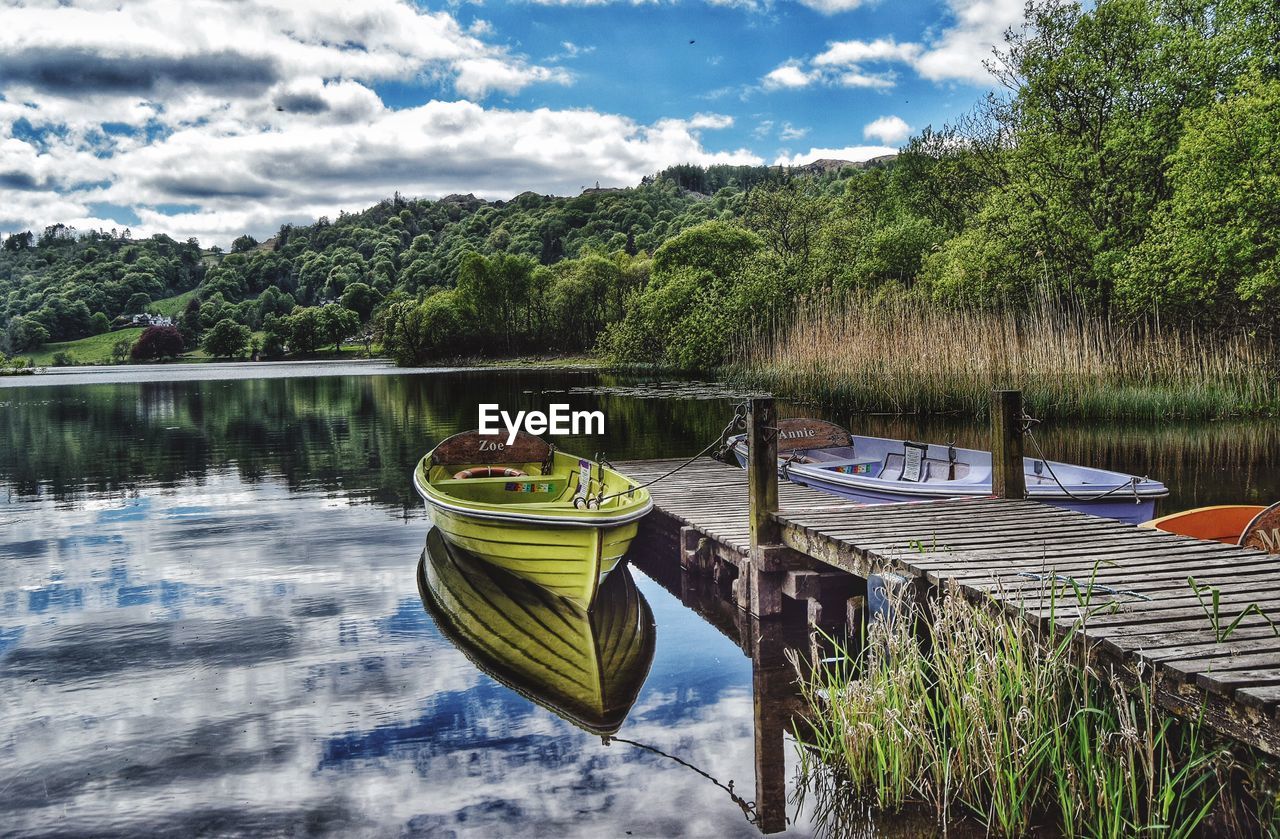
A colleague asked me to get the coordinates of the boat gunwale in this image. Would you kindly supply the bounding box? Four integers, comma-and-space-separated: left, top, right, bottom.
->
414, 458, 654, 527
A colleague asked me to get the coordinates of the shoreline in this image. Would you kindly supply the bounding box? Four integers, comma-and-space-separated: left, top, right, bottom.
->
0, 357, 608, 389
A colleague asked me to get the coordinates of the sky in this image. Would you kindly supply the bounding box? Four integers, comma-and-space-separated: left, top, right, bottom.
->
0, 0, 1020, 247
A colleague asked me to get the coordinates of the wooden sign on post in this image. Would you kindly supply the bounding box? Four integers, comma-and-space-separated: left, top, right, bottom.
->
773, 418, 852, 453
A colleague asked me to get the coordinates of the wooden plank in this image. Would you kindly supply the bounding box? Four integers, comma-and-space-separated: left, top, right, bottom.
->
1236, 685, 1280, 712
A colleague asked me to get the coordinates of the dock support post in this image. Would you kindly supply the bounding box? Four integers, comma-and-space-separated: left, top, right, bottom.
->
746, 397, 785, 617
991, 389, 1026, 500
750, 617, 790, 834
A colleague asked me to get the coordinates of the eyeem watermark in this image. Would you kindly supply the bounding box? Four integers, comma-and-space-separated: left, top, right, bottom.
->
479, 404, 604, 445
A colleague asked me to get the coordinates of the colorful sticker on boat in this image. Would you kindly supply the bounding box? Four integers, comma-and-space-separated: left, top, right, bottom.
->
504, 481, 554, 493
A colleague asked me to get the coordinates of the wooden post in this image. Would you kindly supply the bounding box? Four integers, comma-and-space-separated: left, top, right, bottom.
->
991, 389, 1026, 500
746, 397, 784, 617
750, 617, 790, 834
747, 397, 779, 547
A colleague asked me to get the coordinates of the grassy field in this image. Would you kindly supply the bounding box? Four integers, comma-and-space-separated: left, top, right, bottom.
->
21, 328, 145, 366
731, 294, 1280, 420
148, 289, 197, 317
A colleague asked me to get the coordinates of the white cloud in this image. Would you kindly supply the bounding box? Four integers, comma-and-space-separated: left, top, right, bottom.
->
794, 0, 868, 11
912, 0, 1022, 83
553, 41, 597, 60
763, 39, 911, 92
772, 0, 1022, 91
814, 37, 922, 66
687, 112, 734, 130
454, 58, 573, 98
762, 64, 816, 90
863, 114, 910, 144
773, 144, 897, 166
779, 122, 808, 141
0, 0, 566, 131
836, 70, 897, 89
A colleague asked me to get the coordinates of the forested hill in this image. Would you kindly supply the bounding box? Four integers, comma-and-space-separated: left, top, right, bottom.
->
0, 161, 868, 359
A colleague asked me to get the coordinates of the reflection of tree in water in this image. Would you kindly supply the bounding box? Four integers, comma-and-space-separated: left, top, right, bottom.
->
6, 371, 1270, 514
0, 370, 737, 509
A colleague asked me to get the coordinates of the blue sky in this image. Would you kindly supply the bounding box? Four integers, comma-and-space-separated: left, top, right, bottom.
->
0, 0, 1019, 246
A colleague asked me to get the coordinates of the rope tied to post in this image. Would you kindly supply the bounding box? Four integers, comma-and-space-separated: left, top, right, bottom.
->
595, 402, 749, 504
1020, 410, 1150, 504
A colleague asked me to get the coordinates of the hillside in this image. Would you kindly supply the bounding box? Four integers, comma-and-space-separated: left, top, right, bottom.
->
1, 161, 866, 360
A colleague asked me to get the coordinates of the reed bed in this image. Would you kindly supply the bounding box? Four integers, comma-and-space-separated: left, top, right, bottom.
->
731, 295, 1279, 420
793, 580, 1278, 837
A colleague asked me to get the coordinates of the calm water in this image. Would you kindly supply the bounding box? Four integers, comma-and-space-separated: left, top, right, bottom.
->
2, 368, 1278, 838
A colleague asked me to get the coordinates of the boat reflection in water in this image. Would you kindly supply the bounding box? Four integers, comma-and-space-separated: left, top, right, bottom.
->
419, 526, 656, 736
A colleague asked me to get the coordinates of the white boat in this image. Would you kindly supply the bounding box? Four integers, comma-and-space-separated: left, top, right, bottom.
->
728, 418, 1169, 525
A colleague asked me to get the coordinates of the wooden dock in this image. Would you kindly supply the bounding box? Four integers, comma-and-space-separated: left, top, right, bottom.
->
616, 454, 1280, 758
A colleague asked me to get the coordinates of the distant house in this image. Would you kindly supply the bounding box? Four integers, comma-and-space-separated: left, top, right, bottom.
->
128, 314, 174, 328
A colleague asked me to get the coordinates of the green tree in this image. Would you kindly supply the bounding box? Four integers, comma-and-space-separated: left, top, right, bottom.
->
1118, 73, 1280, 328
111, 338, 133, 363
317, 305, 360, 352
5, 317, 50, 353
201, 318, 252, 358
180, 296, 203, 345
230, 234, 258, 253
381, 293, 469, 365
286, 307, 324, 355
340, 282, 380, 321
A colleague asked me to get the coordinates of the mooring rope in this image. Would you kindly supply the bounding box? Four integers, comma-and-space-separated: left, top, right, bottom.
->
1021, 414, 1147, 504
592, 402, 749, 505
609, 736, 759, 824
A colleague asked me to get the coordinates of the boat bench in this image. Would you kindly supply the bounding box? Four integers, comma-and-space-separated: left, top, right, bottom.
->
800, 456, 881, 476
434, 476, 571, 501
881, 453, 972, 483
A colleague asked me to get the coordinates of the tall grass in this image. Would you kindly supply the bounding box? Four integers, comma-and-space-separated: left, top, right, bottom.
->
731, 294, 1278, 420
794, 580, 1243, 837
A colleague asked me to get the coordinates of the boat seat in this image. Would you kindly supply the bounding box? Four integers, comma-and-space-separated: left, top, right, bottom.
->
434, 476, 570, 502
878, 453, 971, 482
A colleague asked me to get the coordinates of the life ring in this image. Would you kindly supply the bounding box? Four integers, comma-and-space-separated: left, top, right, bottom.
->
453, 466, 527, 479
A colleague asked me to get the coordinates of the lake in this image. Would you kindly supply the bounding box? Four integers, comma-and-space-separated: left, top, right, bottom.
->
2, 367, 1278, 837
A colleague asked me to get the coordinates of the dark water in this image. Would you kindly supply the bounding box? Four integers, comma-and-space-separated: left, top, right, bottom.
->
2, 369, 1278, 838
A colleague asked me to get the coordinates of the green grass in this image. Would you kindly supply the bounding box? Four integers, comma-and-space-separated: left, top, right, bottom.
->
148, 289, 197, 316
21, 328, 144, 366
794, 576, 1253, 836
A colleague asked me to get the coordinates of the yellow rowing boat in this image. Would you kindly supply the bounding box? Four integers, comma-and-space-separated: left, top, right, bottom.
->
413, 429, 652, 608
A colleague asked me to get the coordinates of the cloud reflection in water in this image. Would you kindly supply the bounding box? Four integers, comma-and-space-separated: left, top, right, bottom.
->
1, 467, 809, 837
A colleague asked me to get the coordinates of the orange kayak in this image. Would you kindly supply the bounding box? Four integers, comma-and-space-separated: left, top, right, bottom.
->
1140, 504, 1269, 546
